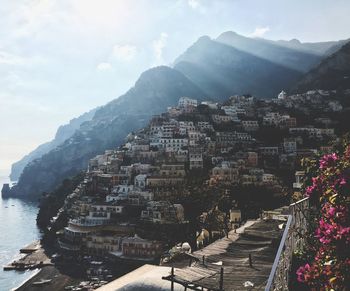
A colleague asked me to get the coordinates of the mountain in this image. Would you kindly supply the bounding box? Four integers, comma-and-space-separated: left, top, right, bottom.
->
216, 31, 323, 72
293, 41, 350, 93
8, 32, 347, 199
275, 38, 348, 56
174, 35, 303, 98
8, 66, 206, 198
9, 108, 97, 181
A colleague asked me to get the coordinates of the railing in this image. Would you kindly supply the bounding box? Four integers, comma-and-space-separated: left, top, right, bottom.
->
58, 239, 81, 251
265, 197, 309, 291
69, 218, 109, 227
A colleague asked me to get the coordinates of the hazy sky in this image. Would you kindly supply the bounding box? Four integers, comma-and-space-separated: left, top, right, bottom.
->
1, 0, 350, 175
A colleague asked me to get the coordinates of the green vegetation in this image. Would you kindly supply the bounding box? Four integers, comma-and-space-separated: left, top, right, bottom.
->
37, 172, 85, 243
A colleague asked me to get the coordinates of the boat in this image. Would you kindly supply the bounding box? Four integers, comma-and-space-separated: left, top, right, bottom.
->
32, 279, 52, 286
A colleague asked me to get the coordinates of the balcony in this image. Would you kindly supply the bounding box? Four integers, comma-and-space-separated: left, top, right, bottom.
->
69, 218, 108, 227
58, 239, 81, 251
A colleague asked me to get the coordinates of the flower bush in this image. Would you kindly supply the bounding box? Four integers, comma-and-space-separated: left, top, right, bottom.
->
296, 146, 350, 290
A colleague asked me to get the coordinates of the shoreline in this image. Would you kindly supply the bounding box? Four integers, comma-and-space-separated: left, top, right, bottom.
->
5, 241, 80, 291
11, 269, 42, 291
3, 241, 53, 271
13, 265, 81, 291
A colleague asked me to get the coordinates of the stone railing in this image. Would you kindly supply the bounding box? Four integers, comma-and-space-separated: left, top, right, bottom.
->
265, 197, 309, 291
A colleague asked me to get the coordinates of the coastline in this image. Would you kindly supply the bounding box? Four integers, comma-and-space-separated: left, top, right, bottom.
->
13, 265, 81, 291
11, 269, 41, 291
5, 241, 80, 291
0, 192, 40, 291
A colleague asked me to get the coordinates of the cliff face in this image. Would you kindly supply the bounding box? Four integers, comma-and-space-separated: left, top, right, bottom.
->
9, 66, 206, 198
9, 108, 97, 181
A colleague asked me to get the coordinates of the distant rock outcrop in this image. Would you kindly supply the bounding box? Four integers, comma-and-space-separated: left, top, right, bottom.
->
1, 183, 11, 198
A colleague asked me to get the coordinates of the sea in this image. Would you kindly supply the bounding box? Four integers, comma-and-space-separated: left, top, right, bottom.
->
0, 175, 40, 291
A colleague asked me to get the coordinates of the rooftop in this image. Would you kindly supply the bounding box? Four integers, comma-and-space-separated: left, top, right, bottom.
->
162, 219, 282, 290
98, 219, 283, 291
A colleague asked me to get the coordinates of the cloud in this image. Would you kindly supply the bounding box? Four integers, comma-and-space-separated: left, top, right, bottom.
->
11, 0, 59, 39
186, 0, 206, 13
152, 32, 168, 65
250, 26, 270, 38
112, 44, 137, 61
96, 62, 112, 71
188, 0, 200, 9
0, 50, 26, 65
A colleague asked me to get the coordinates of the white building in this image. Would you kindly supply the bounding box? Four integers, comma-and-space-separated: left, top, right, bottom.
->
197, 121, 214, 132
259, 146, 279, 156
141, 201, 185, 224
159, 138, 188, 152
328, 101, 342, 112
201, 101, 218, 109
189, 152, 203, 169
283, 138, 297, 153
178, 97, 198, 108
278, 90, 287, 100
262, 174, 276, 184
242, 120, 259, 132
89, 204, 124, 216
212, 114, 232, 124
112, 185, 134, 195
134, 174, 147, 189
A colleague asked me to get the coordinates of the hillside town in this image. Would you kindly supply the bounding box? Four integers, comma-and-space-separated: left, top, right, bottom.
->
3, 88, 345, 291
19, 88, 346, 289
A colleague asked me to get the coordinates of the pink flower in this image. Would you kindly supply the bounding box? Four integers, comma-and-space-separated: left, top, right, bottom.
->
340, 178, 347, 186
319, 153, 338, 169
296, 263, 311, 283
305, 185, 316, 197
328, 207, 336, 217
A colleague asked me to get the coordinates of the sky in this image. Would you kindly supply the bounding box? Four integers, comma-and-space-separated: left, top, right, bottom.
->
0, 0, 350, 175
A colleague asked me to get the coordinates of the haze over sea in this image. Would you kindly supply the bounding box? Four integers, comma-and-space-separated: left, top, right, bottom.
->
0, 175, 40, 291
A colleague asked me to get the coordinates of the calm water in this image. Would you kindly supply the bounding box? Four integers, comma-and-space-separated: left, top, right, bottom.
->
0, 176, 40, 291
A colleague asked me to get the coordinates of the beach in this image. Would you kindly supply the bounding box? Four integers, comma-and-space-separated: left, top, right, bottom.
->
14, 265, 80, 291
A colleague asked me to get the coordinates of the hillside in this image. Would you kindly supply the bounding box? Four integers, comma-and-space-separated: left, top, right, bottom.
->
7, 32, 347, 199
174, 36, 302, 98
216, 31, 323, 72
8, 66, 206, 198
293, 41, 350, 93
10, 108, 97, 181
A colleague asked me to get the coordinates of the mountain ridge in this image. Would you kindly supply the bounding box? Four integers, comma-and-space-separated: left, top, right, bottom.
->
175, 35, 303, 98
9, 108, 98, 181
8, 66, 207, 198
6, 32, 349, 198
216, 31, 323, 72
292, 40, 350, 93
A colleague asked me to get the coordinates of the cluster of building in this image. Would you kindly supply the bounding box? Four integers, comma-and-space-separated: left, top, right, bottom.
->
55, 90, 342, 267
276, 89, 343, 112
